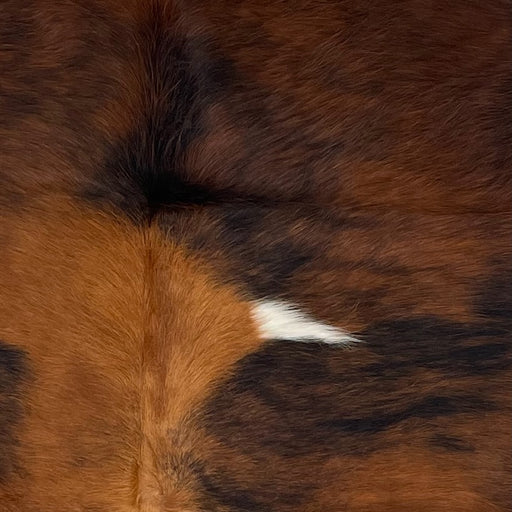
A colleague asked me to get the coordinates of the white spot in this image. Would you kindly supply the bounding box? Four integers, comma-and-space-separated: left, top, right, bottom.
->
250, 300, 357, 345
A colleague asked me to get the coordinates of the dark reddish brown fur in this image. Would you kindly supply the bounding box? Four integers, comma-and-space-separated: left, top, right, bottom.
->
1, 0, 511, 510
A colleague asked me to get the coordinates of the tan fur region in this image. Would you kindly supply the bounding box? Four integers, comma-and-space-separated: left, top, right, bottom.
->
137, 218, 265, 511
0, 198, 264, 511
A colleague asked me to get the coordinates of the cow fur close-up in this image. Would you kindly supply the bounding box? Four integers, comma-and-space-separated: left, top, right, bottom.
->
0, 0, 511, 510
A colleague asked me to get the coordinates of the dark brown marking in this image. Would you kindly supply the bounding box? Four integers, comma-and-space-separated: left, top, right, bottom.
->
0, 341, 28, 482
84, 9, 237, 221
430, 434, 475, 453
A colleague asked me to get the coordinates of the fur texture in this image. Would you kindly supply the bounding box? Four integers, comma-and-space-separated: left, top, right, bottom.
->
251, 300, 357, 344
0, 0, 511, 510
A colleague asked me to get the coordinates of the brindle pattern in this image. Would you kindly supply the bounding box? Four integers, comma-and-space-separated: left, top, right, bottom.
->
1, 0, 511, 510
195, 277, 511, 511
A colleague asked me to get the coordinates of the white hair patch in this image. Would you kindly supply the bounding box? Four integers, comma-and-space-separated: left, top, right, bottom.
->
250, 300, 357, 345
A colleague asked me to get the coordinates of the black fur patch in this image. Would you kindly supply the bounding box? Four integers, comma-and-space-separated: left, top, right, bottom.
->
430, 434, 474, 452
476, 271, 512, 324
219, 206, 315, 297
84, 15, 236, 221
194, 453, 312, 512
197, 468, 263, 512
363, 317, 511, 377
0, 341, 28, 482
319, 395, 494, 435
